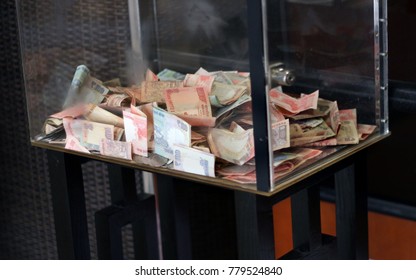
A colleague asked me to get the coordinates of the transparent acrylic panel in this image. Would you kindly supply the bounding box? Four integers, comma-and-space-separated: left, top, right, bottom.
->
150, 0, 250, 72
17, 0, 268, 191
17, 0, 387, 193
266, 0, 378, 117
264, 0, 386, 188
147, 1, 263, 189
17, 0, 142, 138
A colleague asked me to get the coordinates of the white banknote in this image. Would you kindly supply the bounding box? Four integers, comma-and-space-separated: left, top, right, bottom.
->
173, 145, 215, 177
153, 107, 191, 160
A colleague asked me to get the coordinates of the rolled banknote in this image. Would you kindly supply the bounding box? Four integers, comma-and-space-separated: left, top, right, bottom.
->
173, 144, 215, 177
153, 107, 191, 160
105, 93, 132, 107
84, 104, 124, 128
64, 65, 109, 108
110, 86, 141, 105
71, 65, 90, 89
63, 65, 89, 108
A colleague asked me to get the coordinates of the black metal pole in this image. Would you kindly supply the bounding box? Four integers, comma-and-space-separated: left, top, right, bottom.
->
246, 0, 272, 192
47, 150, 90, 259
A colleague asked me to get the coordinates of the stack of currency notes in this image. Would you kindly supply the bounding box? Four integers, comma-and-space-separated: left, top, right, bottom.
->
38, 65, 377, 185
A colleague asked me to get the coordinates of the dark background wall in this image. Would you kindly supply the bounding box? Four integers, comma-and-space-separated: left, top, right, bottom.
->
366, 1, 416, 207
0, 0, 58, 259
0, 0, 139, 259
1, 0, 415, 259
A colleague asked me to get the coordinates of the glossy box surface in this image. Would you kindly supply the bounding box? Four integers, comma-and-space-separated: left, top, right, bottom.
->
17, 0, 389, 193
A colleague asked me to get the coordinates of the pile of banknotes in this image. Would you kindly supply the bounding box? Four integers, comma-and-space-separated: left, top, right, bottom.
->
38, 65, 377, 185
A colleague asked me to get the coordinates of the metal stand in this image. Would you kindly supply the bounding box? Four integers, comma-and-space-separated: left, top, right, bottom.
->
47, 150, 368, 260
47, 150, 90, 260
157, 152, 369, 260
47, 151, 159, 259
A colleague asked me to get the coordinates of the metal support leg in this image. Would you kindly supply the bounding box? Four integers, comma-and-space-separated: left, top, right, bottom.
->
157, 175, 238, 260
107, 164, 144, 258
107, 164, 138, 204
47, 150, 90, 259
291, 186, 322, 251
234, 192, 275, 259
95, 194, 159, 259
99, 164, 158, 259
155, 174, 183, 259
335, 153, 369, 259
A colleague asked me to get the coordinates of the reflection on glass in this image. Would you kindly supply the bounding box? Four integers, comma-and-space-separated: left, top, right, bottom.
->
17, 0, 385, 192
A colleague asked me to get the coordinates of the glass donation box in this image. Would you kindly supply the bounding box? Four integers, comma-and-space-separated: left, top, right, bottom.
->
16, 0, 389, 193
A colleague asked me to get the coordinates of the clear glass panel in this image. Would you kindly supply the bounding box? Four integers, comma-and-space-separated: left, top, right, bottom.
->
264, 0, 384, 188
266, 0, 377, 118
151, 0, 249, 72
17, 0, 386, 193
17, 0, 266, 190
18, 0, 135, 137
